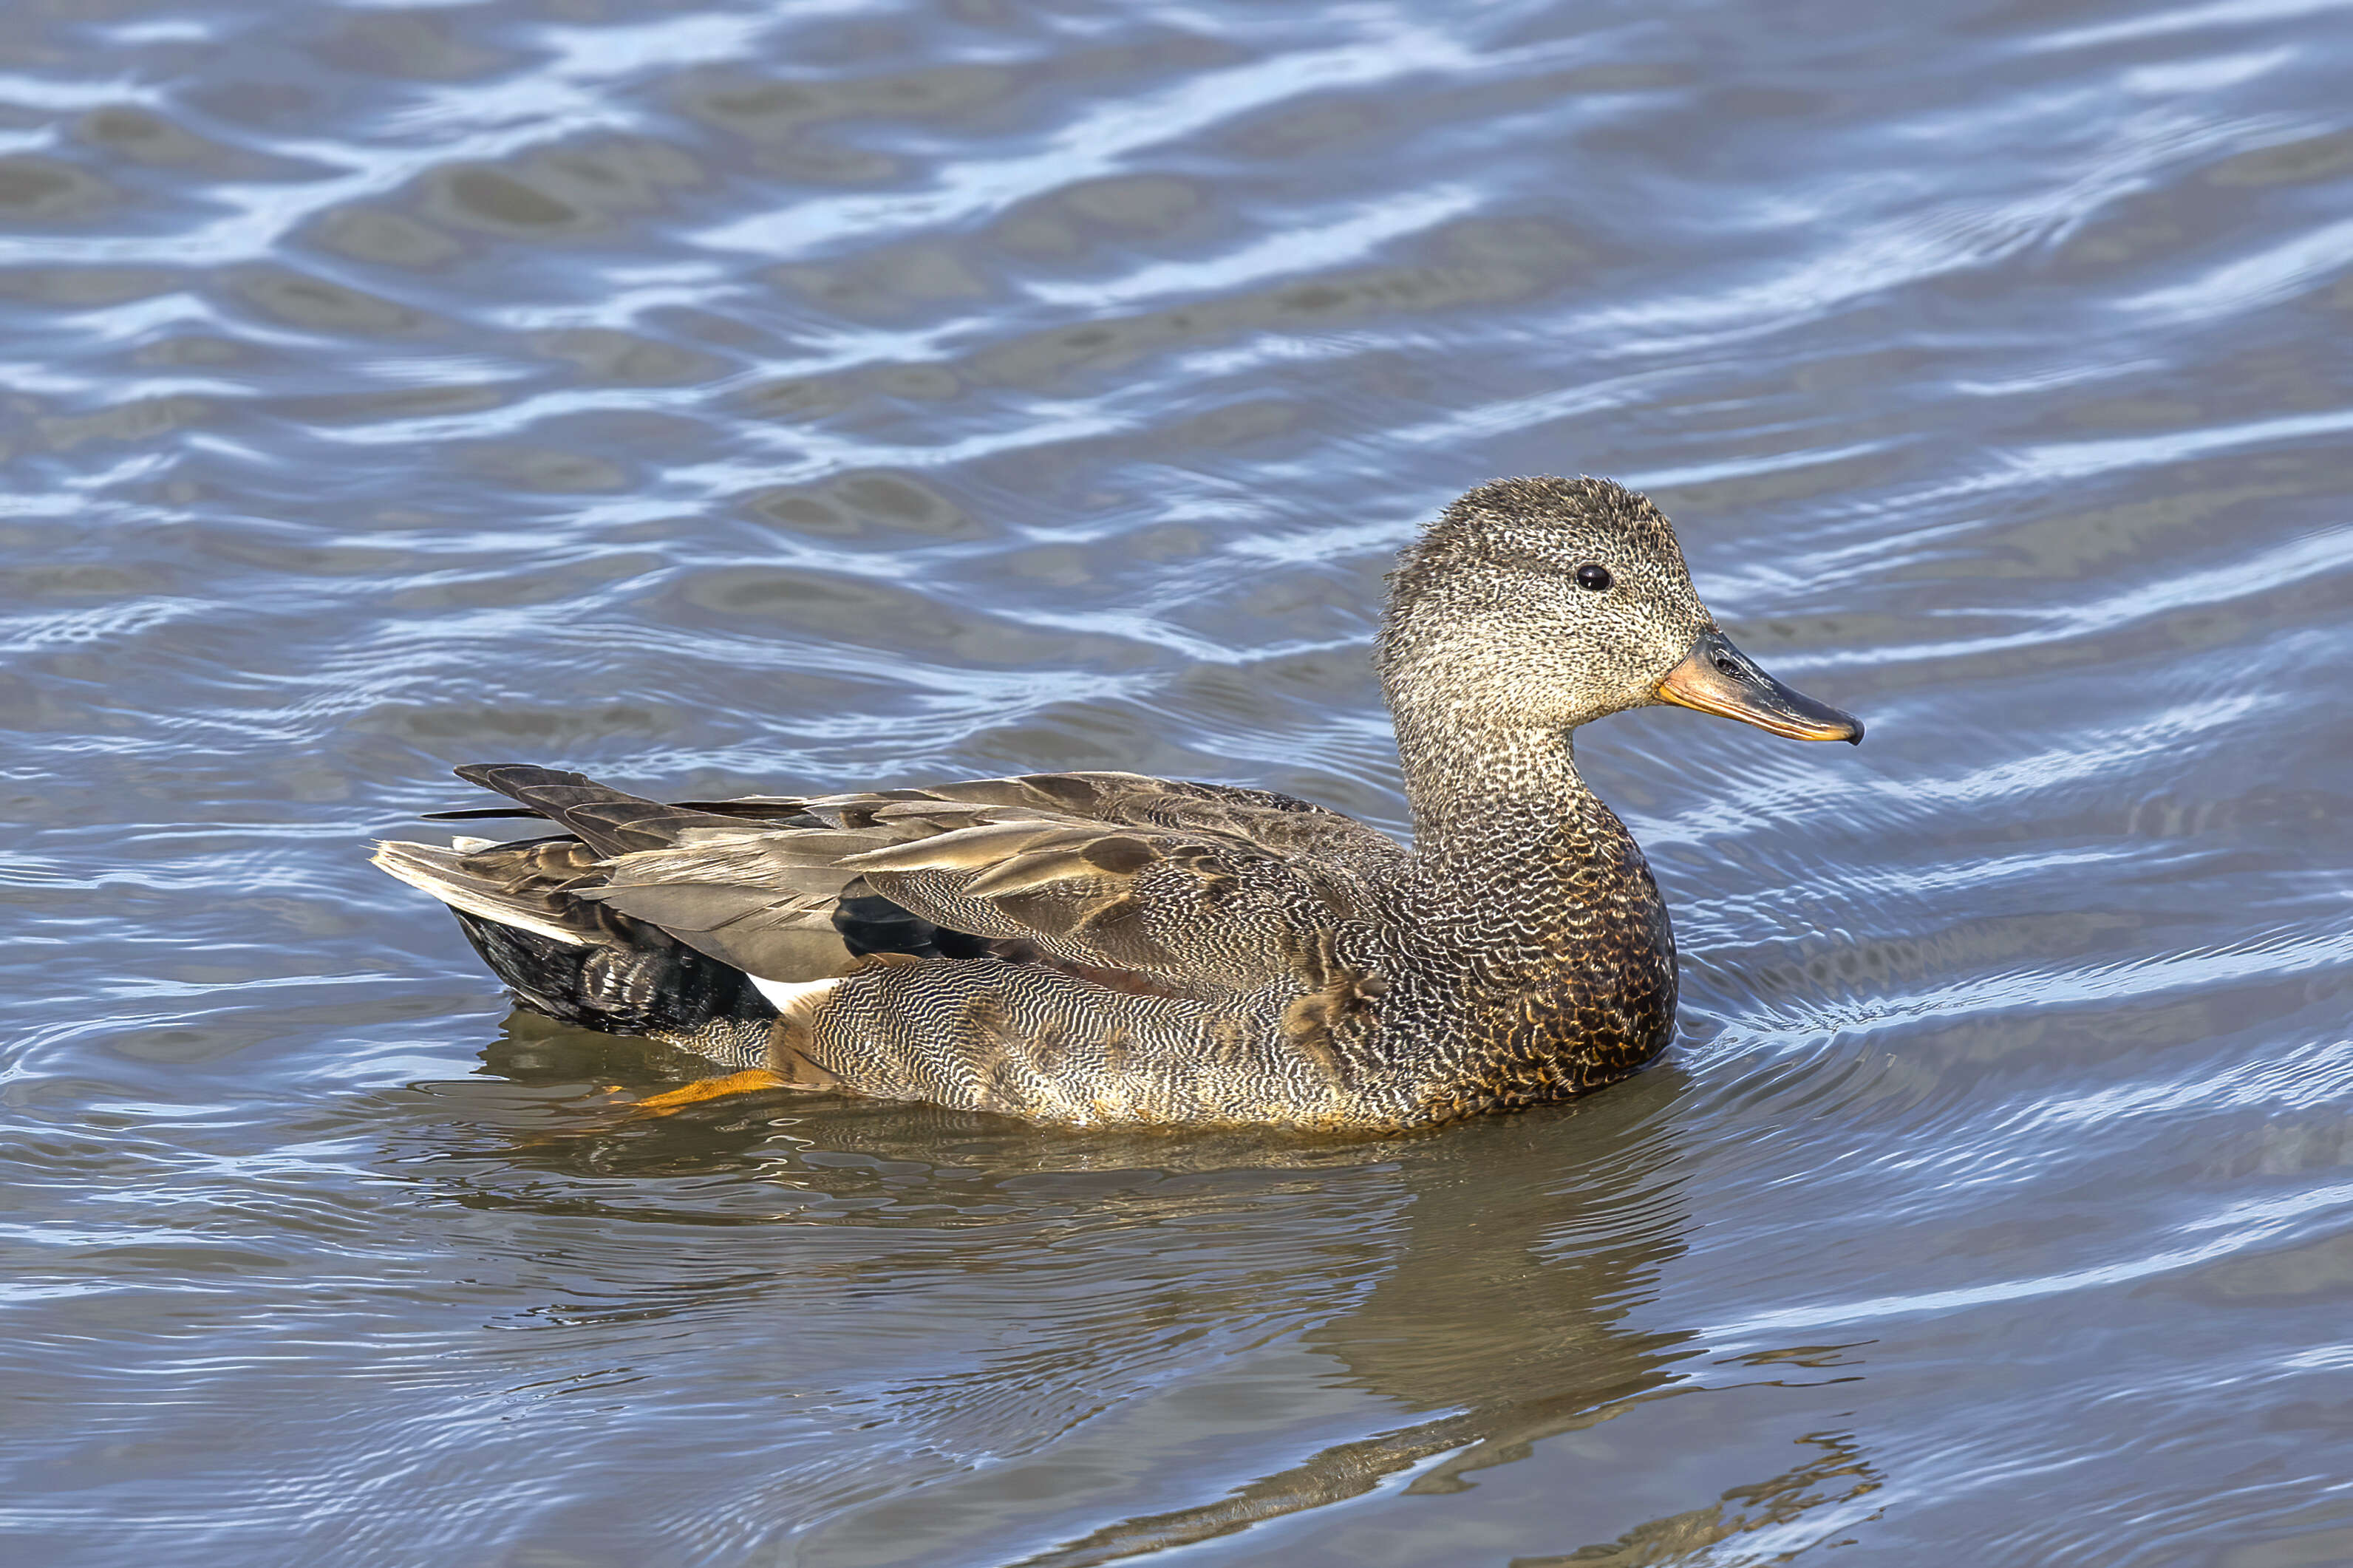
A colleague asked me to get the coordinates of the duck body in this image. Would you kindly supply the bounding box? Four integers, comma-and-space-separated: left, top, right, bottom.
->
375, 478, 1858, 1131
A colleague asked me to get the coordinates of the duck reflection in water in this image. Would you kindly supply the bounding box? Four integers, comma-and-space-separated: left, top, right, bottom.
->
436, 1028, 1882, 1563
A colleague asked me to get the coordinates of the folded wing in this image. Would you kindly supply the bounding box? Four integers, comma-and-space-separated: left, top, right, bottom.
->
429, 764, 1403, 1003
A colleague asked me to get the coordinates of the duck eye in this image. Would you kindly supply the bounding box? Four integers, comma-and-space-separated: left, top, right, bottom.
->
1574, 562, 1613, 592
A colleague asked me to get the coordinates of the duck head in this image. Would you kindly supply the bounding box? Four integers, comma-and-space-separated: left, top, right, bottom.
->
1379, 476, 1863, 747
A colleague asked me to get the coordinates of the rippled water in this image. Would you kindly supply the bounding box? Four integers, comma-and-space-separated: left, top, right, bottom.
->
5, 0, 2351, 1562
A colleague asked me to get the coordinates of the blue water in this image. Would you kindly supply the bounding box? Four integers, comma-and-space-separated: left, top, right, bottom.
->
4, 1, 2351, 1563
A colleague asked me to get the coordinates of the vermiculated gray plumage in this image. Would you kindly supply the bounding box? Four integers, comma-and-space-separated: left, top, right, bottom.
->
372, 477, 1860, 1129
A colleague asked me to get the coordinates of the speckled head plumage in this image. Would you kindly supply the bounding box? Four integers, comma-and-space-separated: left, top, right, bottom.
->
1379, 476, 1713, 736
1380, 476, 1862, 759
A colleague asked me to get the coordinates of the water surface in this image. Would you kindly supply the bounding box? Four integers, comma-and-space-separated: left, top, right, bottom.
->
4, 0, 2351, 1563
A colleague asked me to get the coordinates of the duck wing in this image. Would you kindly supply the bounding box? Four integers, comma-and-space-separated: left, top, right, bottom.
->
688, 770, 1402, 876
446, 764, 1402, 1003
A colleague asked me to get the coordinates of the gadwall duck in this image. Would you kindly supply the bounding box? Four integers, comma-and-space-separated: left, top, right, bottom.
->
375, 477, 1862, 1129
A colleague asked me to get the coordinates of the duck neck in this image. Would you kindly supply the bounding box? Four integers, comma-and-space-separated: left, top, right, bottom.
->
1387, 702, 1678, 1111
1395, 708, 1627, 876
1373, 658, 1678, 1113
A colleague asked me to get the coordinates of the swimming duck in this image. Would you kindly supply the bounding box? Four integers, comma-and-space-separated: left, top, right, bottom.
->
374, 477, 1861, 1130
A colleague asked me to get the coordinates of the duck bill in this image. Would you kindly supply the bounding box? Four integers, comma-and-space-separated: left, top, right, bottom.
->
1655, 627, 1865, 744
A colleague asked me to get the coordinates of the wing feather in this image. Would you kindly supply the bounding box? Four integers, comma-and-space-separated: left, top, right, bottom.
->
429, 766, 1406, 999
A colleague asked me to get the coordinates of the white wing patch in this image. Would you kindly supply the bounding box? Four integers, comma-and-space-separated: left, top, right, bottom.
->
750, 975, 842, 1015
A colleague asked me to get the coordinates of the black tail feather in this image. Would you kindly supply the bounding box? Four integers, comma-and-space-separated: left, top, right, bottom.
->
451, 908, 777, 1039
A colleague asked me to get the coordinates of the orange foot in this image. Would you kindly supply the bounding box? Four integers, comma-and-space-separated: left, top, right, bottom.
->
630, 1068, 794, 1115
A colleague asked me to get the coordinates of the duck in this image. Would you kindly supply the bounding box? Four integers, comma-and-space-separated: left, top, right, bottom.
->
373, 477, 1862, 1130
